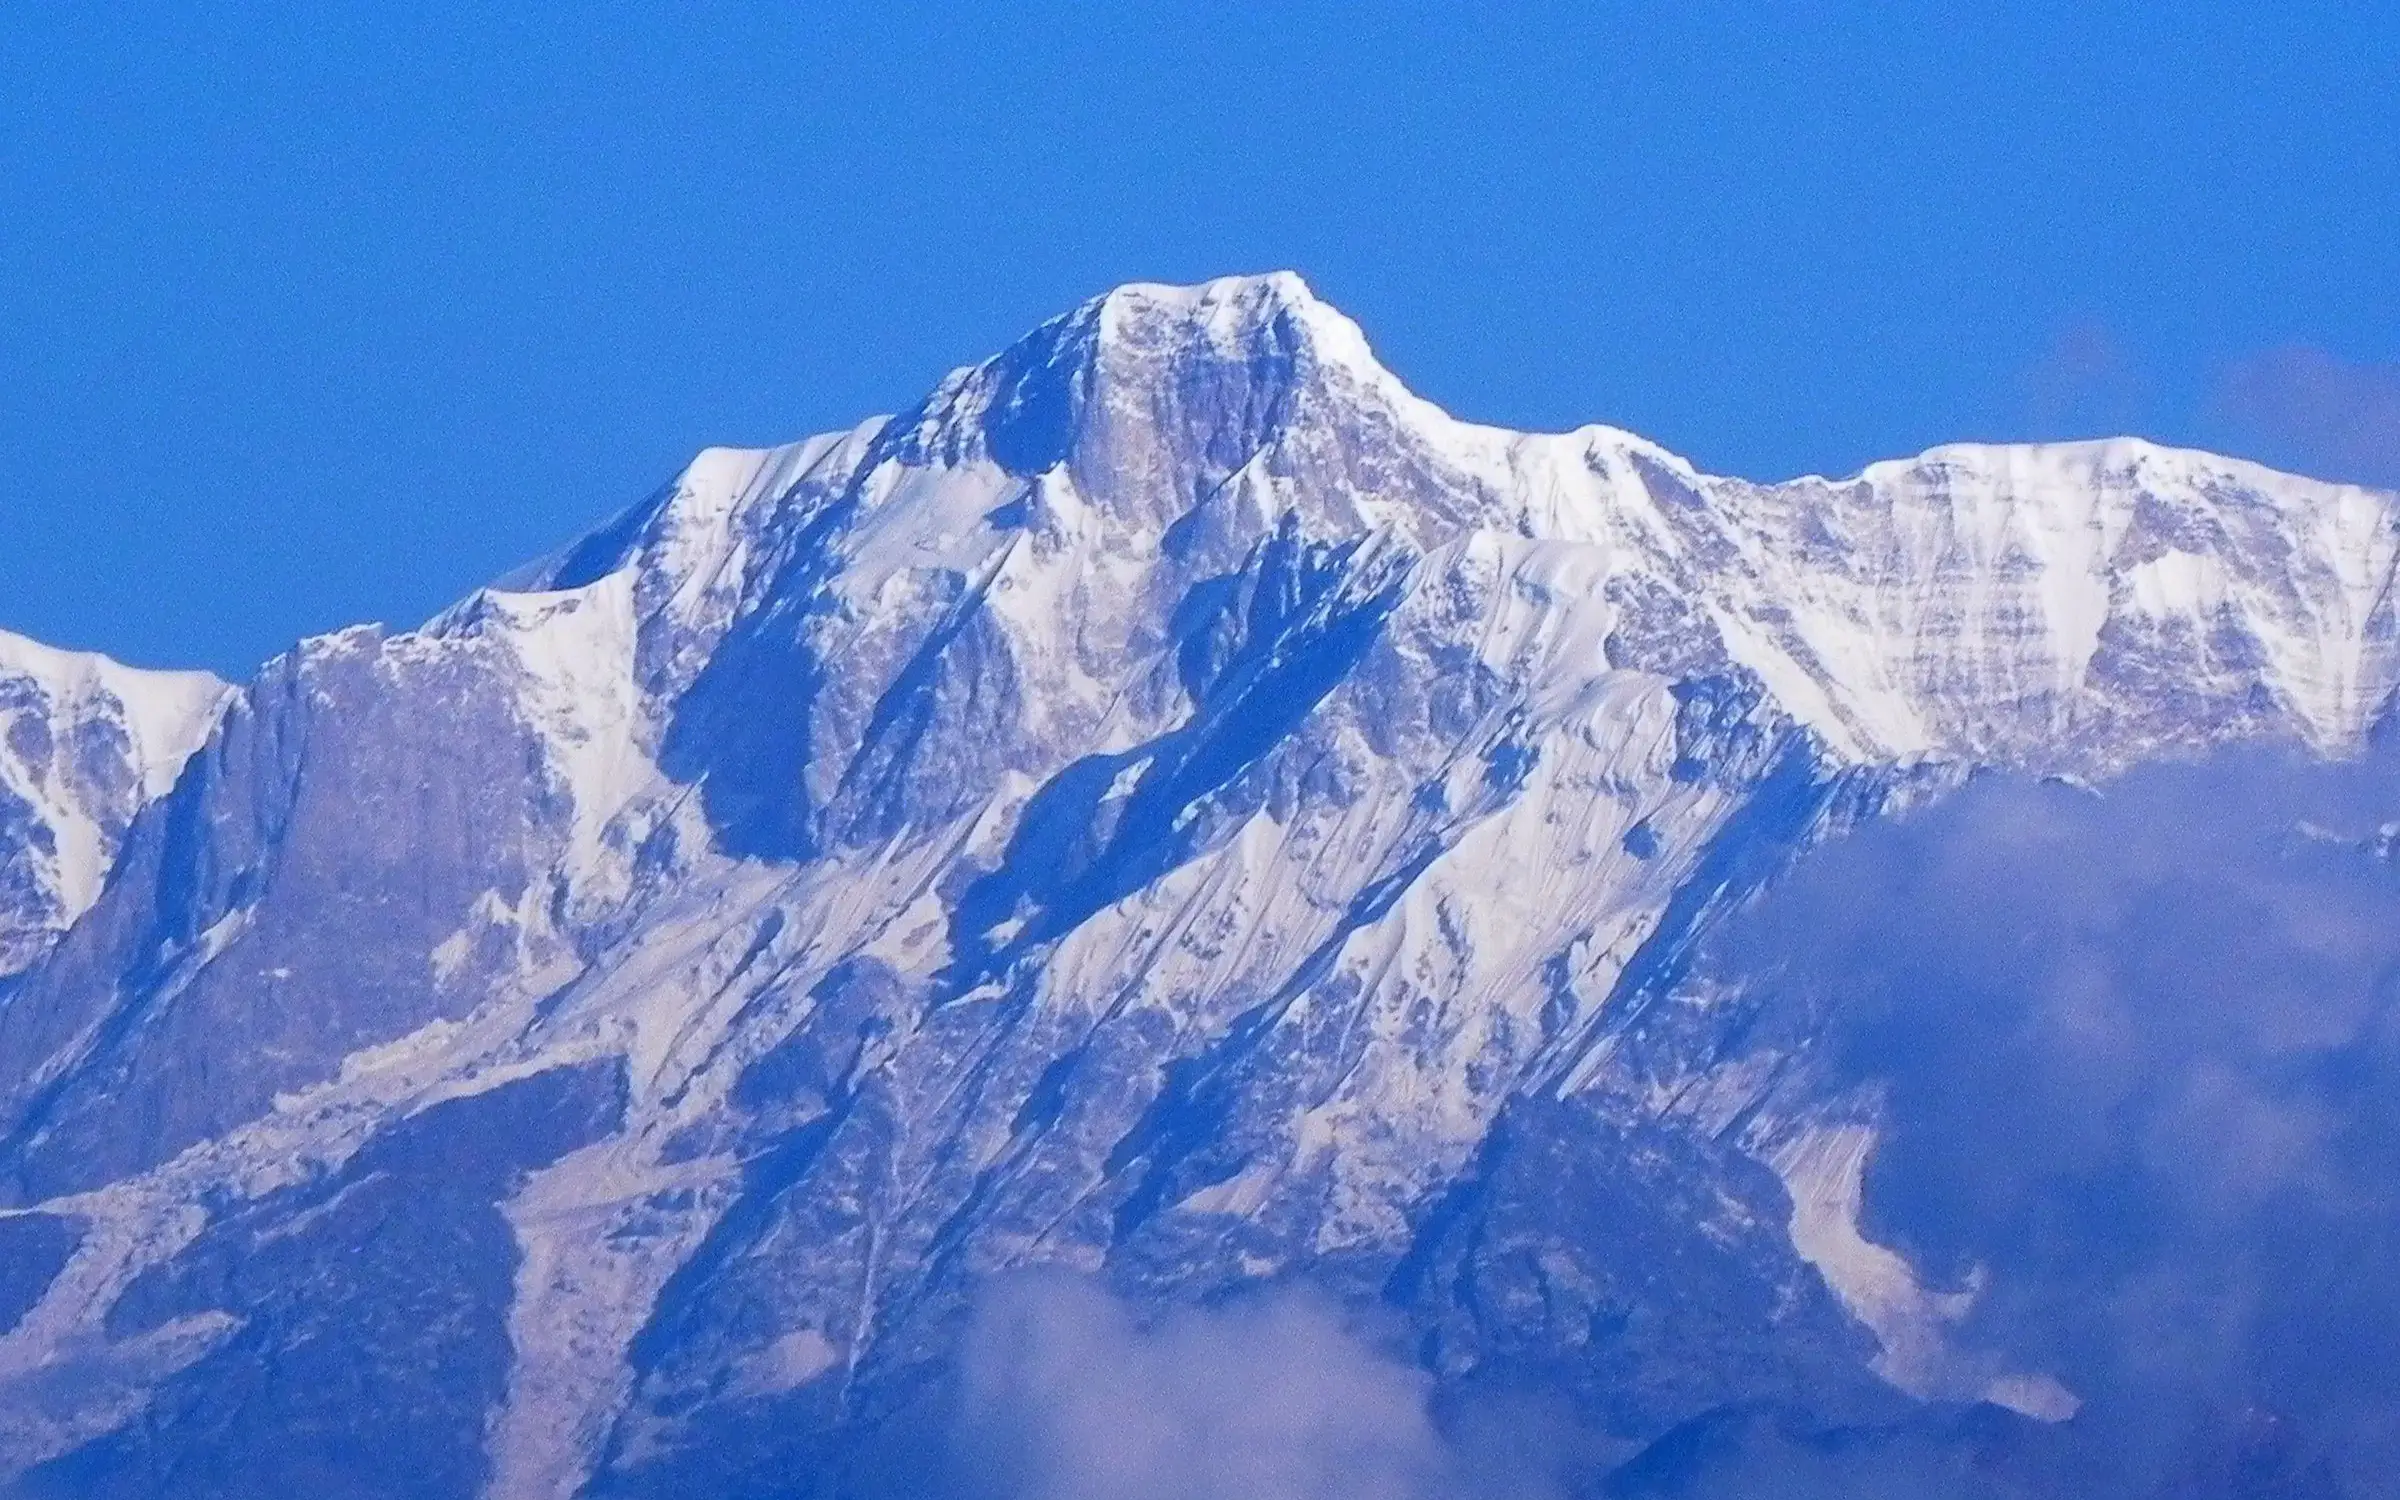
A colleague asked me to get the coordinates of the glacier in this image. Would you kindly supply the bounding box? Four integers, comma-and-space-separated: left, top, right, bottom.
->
0, 272, 2393, 1497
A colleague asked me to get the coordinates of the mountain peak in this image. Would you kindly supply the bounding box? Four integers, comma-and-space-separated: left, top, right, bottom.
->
14, 277, 2400, 1494
0, 629, 227, 795
1093, 270, 1348, 351
1095, 267, 1320, 317
1089, 270, 1395, 395
876, 272, 1406, 485
0, 630, 228, 971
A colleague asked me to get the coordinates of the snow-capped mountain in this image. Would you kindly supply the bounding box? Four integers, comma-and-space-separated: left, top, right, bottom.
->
0, 273, 2391, 1498
0, 635, 225, 978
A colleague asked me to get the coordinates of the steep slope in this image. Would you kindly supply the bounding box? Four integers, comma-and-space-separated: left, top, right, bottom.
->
0, 274, 2392, 1498
0, 635, 225, 977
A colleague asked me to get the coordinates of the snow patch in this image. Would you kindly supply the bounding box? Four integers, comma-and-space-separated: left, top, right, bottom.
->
1771, 1123, 2078, 1422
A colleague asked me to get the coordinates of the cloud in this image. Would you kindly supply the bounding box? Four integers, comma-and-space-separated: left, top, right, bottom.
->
942, 745, 2400, 1497
956, 1274, 1558, 1500
2022, 318, 2151, 439
2215, 344, 2400, 488
1704, 747, 2400, 1494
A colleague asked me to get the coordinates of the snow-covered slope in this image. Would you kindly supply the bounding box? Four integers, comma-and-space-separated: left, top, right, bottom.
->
0, 274, 2391, 1497
0, 634, 226, 975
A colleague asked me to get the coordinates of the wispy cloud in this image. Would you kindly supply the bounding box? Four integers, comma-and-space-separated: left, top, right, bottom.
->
2010, 325, 2400, 491
2021, 317, 2151, 439
2214, 344, 2400, 488
1707, 748, 2400, 1494
957, 1274, 1549, 1500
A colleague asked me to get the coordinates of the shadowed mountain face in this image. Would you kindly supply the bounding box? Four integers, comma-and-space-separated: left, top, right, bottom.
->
1, 275, 2396, 1499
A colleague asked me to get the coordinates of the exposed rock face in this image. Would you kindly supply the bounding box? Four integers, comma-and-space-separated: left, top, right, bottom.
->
0, 274, 2391, 1497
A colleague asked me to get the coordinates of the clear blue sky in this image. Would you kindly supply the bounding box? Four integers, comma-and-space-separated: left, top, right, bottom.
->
6, 3, 2396, 675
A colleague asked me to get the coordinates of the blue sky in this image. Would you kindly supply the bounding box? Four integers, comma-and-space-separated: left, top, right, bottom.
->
5, 2, 2396, 675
